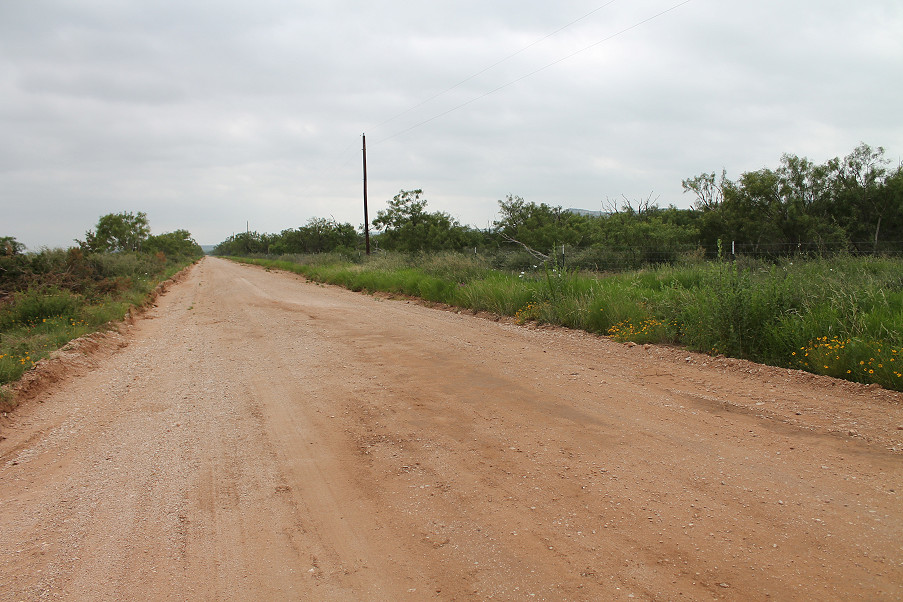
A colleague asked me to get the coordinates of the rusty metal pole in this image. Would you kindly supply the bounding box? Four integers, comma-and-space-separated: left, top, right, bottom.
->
362, 134, 371, 255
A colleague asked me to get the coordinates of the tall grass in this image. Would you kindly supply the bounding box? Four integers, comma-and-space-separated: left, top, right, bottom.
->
234, 253, 903, 392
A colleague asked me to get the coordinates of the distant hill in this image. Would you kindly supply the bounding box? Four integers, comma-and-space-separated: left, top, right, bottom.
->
565, 208, 608, 218
201, 245, 216, 254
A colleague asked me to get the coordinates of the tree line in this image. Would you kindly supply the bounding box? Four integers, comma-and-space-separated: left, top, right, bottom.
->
1, 212, 203, 294
682, 143, 902, 254
77, 211, 204, 259
212, 143, 902, 264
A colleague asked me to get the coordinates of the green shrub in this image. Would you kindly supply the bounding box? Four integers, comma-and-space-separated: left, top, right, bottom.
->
89, 251, 160, 279
0, 288, 80, 330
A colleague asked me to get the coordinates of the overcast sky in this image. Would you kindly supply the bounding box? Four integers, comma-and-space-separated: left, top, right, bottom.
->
2, 0, 901, 249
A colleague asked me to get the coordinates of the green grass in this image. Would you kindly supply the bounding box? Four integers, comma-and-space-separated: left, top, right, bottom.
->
232, 253, 903, 392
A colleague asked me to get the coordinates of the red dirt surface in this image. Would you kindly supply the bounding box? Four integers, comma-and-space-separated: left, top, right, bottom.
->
1, 256, 901, 601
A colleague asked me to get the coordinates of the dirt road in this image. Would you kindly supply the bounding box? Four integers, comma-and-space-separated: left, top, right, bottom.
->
1, 257, 902, 601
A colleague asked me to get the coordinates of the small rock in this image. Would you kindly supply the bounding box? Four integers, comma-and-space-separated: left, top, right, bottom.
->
719, 583, 730, 588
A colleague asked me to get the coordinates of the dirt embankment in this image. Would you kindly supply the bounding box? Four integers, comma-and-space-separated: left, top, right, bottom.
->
1, 256, 901, 601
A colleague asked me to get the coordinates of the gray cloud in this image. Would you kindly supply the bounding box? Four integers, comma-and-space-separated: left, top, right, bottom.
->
2, 0, 901, 248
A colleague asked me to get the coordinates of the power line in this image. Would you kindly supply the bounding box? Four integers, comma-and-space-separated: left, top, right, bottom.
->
305, 1, 693, 209
300, 4, 624, 198
368, 0, 621, 132
371, 0, 693, 146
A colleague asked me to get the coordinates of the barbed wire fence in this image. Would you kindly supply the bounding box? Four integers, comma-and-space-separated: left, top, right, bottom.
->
491, 240, 903, 273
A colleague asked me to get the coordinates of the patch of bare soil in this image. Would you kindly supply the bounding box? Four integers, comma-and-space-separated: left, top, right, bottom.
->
1, 256, 901, 601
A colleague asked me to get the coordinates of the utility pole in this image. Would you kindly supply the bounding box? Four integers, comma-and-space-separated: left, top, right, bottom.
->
362, 133, 371, 255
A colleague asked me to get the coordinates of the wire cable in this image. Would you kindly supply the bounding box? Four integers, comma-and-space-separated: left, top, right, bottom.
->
368, 0, 621, 132
371, 0, 693, 146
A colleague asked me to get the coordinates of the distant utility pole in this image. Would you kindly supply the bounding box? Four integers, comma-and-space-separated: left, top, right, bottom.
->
362, 133, 371, 255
